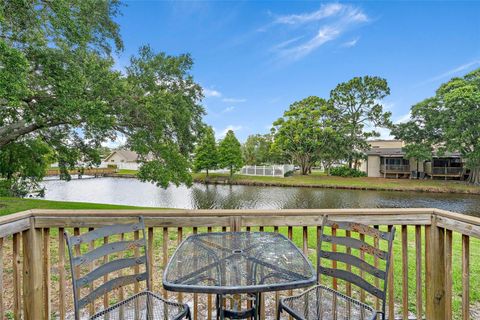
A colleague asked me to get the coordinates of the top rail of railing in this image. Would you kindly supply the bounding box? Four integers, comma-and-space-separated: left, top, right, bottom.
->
1, 208, 479, 238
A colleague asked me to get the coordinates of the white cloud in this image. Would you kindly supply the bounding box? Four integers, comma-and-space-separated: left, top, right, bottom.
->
222, 98, 246, 103
395, 111, 411, 124
271, 4, 368, 60
376, 127, 393, 140
222, 106, 235, 113
341, 37, 359, 48
215, 125, 243, 139
203, 88, 222, 98
381, 101, 395, 111
274, 3, 344, 25
281, 26, 341, 59
271, 36, 305, 51
420, 59, 480, 84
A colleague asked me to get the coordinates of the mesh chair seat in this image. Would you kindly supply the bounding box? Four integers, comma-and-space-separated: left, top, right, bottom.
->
90, 291, 190, 320
279, 285, 377, 320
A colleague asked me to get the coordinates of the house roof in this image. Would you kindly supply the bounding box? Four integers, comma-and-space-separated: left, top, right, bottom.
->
366, 147, 462, 158
104, 149, 139, 162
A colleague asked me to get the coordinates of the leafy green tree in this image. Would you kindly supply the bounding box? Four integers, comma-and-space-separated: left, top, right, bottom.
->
218, 130, 244, 178
318, 131, 349, 175
193, 127, 218, 176
0, 139, 53, 196
0, 0, 204, 194
98, 146, 113, 159
391, 109, 436, 173
242, 134, 280, 165
329, 76, 392, 168
272, 96, 337, 175
243, 135, 263, 165
395, 69, 480, 184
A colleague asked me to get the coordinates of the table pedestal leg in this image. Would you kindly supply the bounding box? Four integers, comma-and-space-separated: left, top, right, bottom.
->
255, 293, 261, 320
216, 293, 261, 320
216, 294, 225, 320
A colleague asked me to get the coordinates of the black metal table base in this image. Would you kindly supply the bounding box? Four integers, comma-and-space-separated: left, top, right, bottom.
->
216, 293, 261, 320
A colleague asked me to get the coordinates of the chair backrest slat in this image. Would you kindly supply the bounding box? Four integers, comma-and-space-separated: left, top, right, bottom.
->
321, 235, 388, 260
319, 251, 386, 280
65, 217, 150, 320
318, 216, 395, 317
78, 272, 148, 309
69, 221, 143, 245
324, 220, 393, 241
77, 256, 147, 287
72, 238, 146, 267
319, 266, 385, 300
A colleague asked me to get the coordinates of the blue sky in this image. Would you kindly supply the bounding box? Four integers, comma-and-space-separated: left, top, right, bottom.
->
114, 1, 480, 142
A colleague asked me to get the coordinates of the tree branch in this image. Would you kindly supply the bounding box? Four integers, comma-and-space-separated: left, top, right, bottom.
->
0, 119, 67, 147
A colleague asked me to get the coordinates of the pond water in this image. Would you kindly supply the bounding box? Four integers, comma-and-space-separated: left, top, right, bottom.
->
40, 177, 480, 217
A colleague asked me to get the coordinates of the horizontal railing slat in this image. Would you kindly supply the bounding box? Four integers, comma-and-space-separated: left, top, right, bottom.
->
0, 219, 31, 238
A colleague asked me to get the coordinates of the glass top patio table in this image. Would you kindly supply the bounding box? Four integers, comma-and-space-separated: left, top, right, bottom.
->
163, 232, 316, 294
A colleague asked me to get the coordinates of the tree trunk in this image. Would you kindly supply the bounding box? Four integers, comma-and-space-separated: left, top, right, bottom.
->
467, 167, 480, 184
206, 169, 209, 177
230, 166, 233, 179
301, 161, 309, 175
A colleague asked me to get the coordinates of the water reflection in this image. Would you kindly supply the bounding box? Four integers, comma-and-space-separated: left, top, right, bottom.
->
40, 177, 480, 216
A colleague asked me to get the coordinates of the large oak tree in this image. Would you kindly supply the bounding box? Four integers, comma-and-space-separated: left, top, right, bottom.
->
0, 0, 204, 195
272, 96, 339, 175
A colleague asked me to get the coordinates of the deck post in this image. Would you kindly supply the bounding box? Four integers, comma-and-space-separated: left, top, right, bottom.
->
22, 218, 45, 320
425, 216, 446, 320
230, 216, 242, 232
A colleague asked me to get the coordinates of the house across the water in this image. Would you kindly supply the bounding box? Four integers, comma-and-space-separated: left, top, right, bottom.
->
362, 140, 467, 179
103, 149, 142, 170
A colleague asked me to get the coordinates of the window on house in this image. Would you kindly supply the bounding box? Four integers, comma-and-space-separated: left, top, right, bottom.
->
385, 158, 409, 165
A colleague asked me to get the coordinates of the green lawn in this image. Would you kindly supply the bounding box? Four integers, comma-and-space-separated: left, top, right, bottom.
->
0, 197, 151, 216
193, 171, 480, 194
117, 169, 138, 175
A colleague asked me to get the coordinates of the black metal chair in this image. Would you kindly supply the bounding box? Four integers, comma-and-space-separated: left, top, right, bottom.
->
278, 217, 396, 320
65, 217, 191, 320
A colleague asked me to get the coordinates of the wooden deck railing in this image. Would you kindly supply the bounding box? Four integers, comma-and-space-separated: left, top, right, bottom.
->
380, 164, 411, 173
0, 208, 478, 319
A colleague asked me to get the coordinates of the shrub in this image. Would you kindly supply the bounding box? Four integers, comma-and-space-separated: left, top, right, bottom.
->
330, 166, 367, 177
284, 170, 294, 177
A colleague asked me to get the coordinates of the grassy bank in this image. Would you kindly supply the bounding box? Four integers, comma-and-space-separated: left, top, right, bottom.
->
117, 169, 139, 175
193, 171, 480, 195
0, 197, 153, 216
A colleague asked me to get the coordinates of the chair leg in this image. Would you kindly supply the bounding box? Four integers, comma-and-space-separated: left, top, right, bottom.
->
276, 304, 282, 320
186, 308, 192, 320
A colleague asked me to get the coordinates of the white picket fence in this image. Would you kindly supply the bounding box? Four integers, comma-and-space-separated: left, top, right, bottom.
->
240, 165, 294, 177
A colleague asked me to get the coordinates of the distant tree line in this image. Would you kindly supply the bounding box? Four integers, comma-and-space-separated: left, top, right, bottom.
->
248, 76, 393, 176
244, 69, 480, 185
